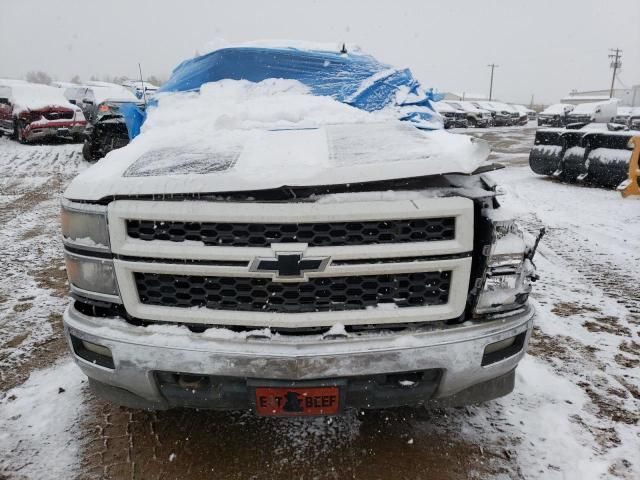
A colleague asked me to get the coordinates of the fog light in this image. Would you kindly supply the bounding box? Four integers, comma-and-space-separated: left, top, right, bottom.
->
484, 336, 516, 355
82, 340, 112, 358
70, 335, 114, 369
481, 332, 526, 366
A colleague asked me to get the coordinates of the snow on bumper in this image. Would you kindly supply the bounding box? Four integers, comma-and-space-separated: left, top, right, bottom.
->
64, 303, 534, 407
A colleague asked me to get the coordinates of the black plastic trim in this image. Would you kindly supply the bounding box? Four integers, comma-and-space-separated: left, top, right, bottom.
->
70, 334, 115, 369
481, 331, 527, 366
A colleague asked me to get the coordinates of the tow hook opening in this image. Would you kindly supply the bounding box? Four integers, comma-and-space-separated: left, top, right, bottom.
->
70, 334, 115, 369
384, 371, 428, 388
482, 332, 527, 366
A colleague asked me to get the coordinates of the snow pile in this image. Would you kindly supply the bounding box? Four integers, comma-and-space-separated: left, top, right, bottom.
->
144, 79, 375, 135
9, 84, 78, 113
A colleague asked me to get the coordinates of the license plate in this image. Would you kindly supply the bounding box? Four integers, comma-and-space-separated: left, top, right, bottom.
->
57, 128, 70, 136
255, 386, 340, 416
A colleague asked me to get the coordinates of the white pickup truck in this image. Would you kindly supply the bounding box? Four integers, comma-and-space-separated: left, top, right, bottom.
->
61, 46, 538, 416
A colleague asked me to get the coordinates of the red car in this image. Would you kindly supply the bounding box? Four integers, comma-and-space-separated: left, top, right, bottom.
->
0, 83, 86, 143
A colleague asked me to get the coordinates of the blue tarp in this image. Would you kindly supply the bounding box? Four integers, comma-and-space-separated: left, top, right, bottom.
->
122, 46, 442, 139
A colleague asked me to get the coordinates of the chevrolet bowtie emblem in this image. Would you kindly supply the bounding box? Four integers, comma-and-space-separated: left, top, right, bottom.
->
249, 252, 330, 281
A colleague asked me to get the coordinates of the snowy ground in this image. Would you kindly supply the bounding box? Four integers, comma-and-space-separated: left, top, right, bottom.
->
0, 127, 638, 480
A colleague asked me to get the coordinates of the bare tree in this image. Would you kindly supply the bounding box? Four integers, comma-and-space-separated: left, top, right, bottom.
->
146, 75, 164, 87
25, 71, 52, 85
70, 75, 82, 84
111, 75, 129, 85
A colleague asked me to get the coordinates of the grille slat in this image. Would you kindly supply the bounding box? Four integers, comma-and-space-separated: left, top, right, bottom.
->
127, 218, 455, 247
135, 271, 451, 313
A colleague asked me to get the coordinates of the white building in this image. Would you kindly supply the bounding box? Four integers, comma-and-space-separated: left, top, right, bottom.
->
562, 85, 639, 106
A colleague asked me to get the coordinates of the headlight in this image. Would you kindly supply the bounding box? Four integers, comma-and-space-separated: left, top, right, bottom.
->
474, 220, 534, 315
61, 199, 110, 251
64, 251, 119, 298
61, 200, 120, 302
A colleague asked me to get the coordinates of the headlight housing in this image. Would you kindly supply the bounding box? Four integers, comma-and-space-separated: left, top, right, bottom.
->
64, 251, 119, 297
61, 199, 110, 251
474, 220, 535, 315
61, 200, 120, 302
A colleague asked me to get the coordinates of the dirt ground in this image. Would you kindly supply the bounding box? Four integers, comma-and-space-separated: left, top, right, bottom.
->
0, 126, 638, 480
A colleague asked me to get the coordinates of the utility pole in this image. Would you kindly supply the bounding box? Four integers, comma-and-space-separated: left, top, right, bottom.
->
487, 64, 499, 100
608, 49, 622, 98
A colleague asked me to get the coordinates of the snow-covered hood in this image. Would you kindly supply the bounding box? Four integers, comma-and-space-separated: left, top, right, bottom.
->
9, 84, 81, 115
64, 122, 490, 201
65, 79, 488, 201
540, 104, 574, 116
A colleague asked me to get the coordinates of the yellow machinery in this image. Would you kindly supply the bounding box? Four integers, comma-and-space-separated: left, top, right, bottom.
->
619, 136, 640, 197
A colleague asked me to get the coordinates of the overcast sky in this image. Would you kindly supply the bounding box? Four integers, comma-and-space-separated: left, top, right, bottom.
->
2, 0, 638, 104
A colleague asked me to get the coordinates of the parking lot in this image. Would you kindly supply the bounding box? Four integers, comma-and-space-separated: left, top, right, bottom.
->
0, 125, 638, 480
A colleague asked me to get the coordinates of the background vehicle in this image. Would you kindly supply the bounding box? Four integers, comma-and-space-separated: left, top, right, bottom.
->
537, 103, 575, 127
62, 46, 536, 414
525, 108, 537, 122
122, 79, 159, 100
612, 106, 640, 127
511, 105, 531, 125
492, 102, 521, 125
433, 101, 466, 128
473, 101, 512, 126
566, 99, 618, 125
62, 81, 137, 118
0, 83, 86, 143
444, 100, 492, 127
81, 99, 141, 162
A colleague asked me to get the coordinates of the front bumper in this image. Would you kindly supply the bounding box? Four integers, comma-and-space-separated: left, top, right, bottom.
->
64, 303, 534, 411
493, 115, 512, 126
25, 123, 85, 141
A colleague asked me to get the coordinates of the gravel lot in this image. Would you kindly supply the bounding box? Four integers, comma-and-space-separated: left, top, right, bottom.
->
0, 126, 638, 480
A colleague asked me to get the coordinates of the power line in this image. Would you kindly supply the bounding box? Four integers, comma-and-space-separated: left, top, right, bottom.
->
487, 64, 499, 101
608, 48, 622, 98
